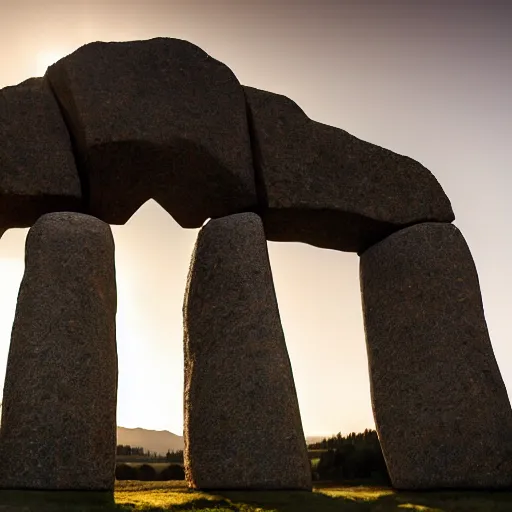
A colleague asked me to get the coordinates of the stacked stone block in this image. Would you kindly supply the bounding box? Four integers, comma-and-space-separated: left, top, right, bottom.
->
243, 86, 454, 253
45, 38, 257, 228
0, 36, 509, 492
0, 213, 117, 490
0, 77, 82, 235
360, 223, 512, 489
183, 213, 311, 490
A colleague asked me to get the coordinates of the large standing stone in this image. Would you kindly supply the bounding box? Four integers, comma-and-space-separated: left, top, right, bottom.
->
360, 222, 512, 489
244, 86, 455, 253
0, 212, 118, 491
46, 38, 257, 228
0, 77, 83, 233
183, 212, 311, 490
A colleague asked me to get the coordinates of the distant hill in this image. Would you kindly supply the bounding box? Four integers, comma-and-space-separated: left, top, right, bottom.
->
117, 427, 184, 455
117, 427, 328, 455
306, 436, 329, 446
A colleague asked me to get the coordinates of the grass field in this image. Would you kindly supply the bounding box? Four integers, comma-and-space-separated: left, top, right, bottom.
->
0, 481, 512, 511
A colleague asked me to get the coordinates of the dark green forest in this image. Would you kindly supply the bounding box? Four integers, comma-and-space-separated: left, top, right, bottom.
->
116, 445, 184, 462
308, 429, 390, 484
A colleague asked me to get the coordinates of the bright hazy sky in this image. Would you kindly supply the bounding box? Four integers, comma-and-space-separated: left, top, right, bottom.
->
0, 0, 510, 437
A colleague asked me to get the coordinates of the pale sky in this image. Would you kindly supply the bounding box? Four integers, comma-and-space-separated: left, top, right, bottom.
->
0, 0, 510, 437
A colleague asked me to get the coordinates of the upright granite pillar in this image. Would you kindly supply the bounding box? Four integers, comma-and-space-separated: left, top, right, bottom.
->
183, 212, 311, 490
360, 222, 512, 489
0, 212, 118, 491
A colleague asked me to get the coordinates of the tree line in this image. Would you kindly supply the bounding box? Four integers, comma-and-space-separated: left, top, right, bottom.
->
308, 429, 390, 484
116, 445, 184, 462
116, 445, 145, 456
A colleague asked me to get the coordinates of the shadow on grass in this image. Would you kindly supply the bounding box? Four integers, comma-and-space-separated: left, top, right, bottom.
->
79, 487, 512, 512
160, 497, 238, 511
367, 488, 512, 512
215, 486, 512, 512
116, 490, 368, 512
2, 483, 512, 511
0, 489, 120, 511
218, 489, 372, 512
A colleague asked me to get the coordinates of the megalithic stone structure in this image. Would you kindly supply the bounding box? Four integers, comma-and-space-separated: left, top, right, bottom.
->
45, 38, 257, 228
0, 77, 83, 233
183, 212, 312, 490
0, 212, 118, 491
360, 222, 512, 489
0, 37, 510, 492
243, 86, 454, 253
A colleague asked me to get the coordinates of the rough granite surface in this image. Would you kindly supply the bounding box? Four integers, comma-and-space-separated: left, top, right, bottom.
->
244, 86, 455, 253
183, 212, 311, 490
0, 212, 118, 491
46, 37, 257, 227
360, 222, 512, 489
0, 36, 506, 493
0, 77, 83, 232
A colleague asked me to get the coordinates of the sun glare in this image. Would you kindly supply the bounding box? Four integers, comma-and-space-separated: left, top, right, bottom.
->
35, 50, 68, 77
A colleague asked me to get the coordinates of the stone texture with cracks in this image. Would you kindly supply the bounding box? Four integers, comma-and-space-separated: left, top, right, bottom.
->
244, 85, 455, 253
0, 212, 118, 491
183, 212, 311, 490
360, 222, 512, 489
0, 77, 83, 232
46, 37, 257, 227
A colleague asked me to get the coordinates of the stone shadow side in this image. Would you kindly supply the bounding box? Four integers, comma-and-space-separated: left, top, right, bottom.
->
45, 37, 257, 228
360, 222, 512, 489
244, 85, 455, 254
183, 212, 311, 490
0, 212, 118, 491
0, 77, 83, 234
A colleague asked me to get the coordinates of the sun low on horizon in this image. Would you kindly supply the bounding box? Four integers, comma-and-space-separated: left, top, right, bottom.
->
35, 50, 73, 77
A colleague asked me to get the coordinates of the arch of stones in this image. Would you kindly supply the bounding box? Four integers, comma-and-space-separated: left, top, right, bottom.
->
0, 37, 511, 493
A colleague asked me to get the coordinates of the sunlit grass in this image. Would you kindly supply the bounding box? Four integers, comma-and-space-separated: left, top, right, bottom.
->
397, 504, 443, 511
115, 480, 223, 509
114, 481, 512, 511
321, 485, 395, 500
1, 481, 512, 511
311, 457, 321, 469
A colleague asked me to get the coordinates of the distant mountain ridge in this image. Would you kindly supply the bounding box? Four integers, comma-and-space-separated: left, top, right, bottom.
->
117, 427, 184, 455
117, 427, 327, 455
